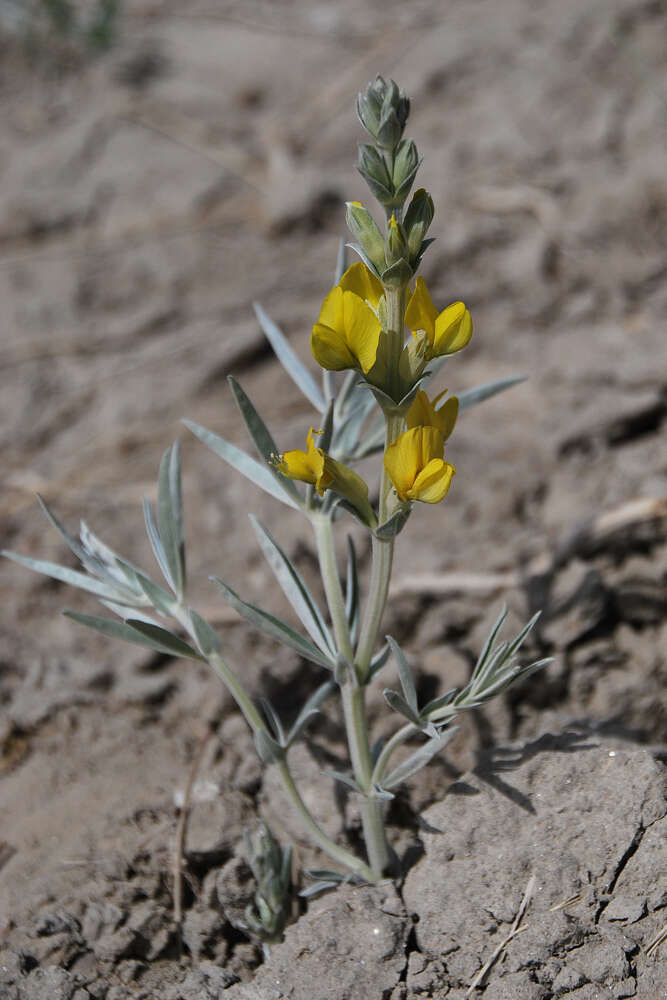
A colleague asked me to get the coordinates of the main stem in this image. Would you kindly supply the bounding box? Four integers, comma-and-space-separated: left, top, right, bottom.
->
314, 513, 390, 880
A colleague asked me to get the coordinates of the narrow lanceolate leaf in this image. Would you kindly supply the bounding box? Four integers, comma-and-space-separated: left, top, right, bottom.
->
189, 609, 221, 656
211, 578, 334, 670
287, 679, 335, 745
260, 698, 286, 746
100, 601, 161, 626
183, 420, 300, 510
2, 552, 129, 603
458, 375, 526, 412
250, 517, 334, 655
254, 728, 285, 765
322, 769, 360, 792
253, 303, 326, 413
125, 619, 202, 659
335, 238, 347, 285
386, 636, 418, 715
368, 642, 391, 680
228, 377, 302, 505
157, 444, 185, 599
64, 611, 201, 659
135, 570, 175, 616
383, 689, 421, 726
143, 498, 175, 590
383, 728, 457, 790
474, 605, 508, 675
344, 536, 360, 643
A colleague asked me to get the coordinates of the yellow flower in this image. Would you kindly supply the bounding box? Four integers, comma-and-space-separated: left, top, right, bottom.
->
405, 277, 472, 359
406, 389, 458, 441
275, 428, 331, 493
275, 429, 376, 525
384, 426, 455, 504
311, 264, 383, 374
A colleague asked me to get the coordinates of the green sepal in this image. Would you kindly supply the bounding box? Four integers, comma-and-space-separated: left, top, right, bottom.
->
380, 258, 413, 288
375, 505, 411, 539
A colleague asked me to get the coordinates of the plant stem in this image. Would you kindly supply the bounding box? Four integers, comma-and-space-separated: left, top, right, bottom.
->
355, 411, 403, 676
277, 758, 373, 881
312, 514, 354, 663
340, 680, 391, 879
314, 514, 391, 879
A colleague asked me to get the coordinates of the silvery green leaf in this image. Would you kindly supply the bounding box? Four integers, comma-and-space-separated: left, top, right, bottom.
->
37, 494, 85, 560
386, 636, 418, 715
344, 535, 360, 642
211, 578, 334, 670
371, 783, 395, 800
189, 609, 221, 655
422, 686, 458, 719
375, 506, 411, 540
322, 769, 360, 792
475, 604, 508, 674
183, 419, 300, 510
253, 303, 326, 413
260, 698, 286, 746
370, 737, 384, 765
345, 242, 381, 278
383, 728, 457, 790
250, 517, 334, 655
383, 689, 421, 726
458, 376, 526, 412
351, 416, 385, 459
64, 610, 200, 659
299, 868, 350, 896
298, 880, 340, 898
287, 679, 335, 745
142, 498, 175, 590
335, 238, 347, 284
228, 377, 302, 505
318, 398, 335, 453
124, 619, 202, 659
368, 642, 391, 680
135, 570, 175, 616
157, 444, 185, 599
2, 551, 130, 603
100, 600, 161, 625
254, 728, 285, 764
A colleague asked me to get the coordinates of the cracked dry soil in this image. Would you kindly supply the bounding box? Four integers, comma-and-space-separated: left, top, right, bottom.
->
1, 0, 666, 997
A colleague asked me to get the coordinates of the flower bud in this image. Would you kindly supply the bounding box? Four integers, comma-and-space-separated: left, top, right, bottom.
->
357, 76, 410, 150
384, 215, 409, 267
357, 143, 393, 204
404, 188, 435, 262
392, 139, 420, 206
346, 202, 386, 274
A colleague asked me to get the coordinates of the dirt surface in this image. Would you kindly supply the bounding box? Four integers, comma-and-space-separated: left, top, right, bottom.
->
1, 0, 666, 997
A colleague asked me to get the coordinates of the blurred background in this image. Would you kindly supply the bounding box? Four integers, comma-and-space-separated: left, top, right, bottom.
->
1, 0, 665, 973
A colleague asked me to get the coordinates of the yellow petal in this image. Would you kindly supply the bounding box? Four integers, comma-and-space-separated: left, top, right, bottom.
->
276, 428, 325, 485
342, 290, 381, 374
437, 395, 458, 440
433, 302, 473, 356
383, 426, 427, 501
405, 389, 436, 429
405, 276, 437, 342
408, 459, 455, 504
317, 286, 345, 332
311, 322, 357, 371
339, 262, 384, 309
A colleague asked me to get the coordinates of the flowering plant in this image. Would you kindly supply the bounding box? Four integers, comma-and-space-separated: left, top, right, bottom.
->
4, 77, 548, 908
